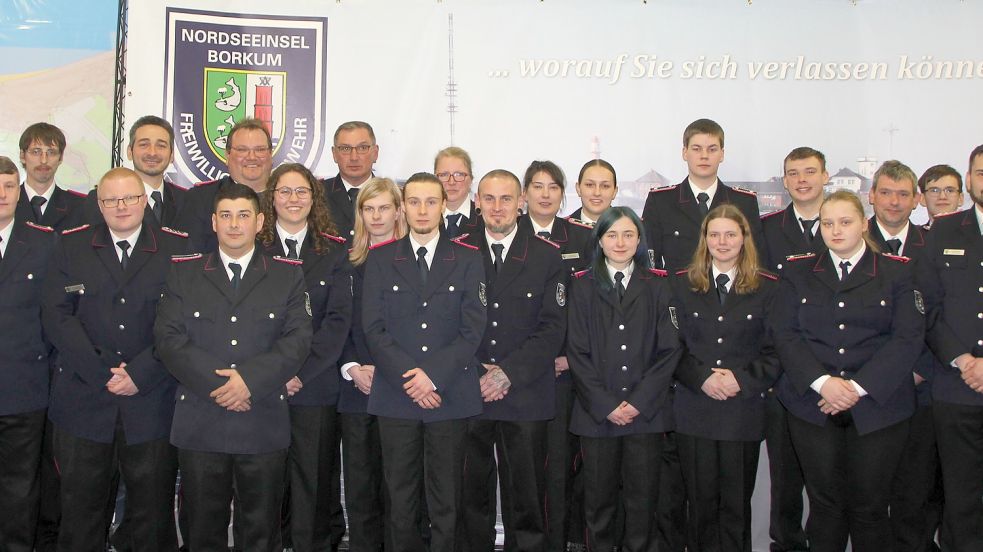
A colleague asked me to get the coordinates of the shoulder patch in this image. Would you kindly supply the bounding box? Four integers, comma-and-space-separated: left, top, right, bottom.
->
66, 189, 88, 198
451, 238, 479, 251
534, 234, 560, 248
368, 237, 397, 250
320, 232, 346, 244
760, 209, 784, 220
785, 252, 816, 262
566, 217, 594, 229
25, 221, 54, 233
160, 226, 189, 238
648, 268, 668, 277
758, 270, 779, 281
61, 224, 90, 235
194, 179, 220, 187
649, 184, 678, 193
274, 255, 304, 266
881, 253, 911, 264
574, 269, 590, 279
171, 253, 202, 263
731, 186, 757, 196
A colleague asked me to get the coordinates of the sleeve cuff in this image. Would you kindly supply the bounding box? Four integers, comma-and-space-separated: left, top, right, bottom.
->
851, 380, 868, 397
810, 374, 831, 394
340, 362, 359, 381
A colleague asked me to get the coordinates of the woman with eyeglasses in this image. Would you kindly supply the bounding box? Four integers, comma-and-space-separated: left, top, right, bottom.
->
669, 204, 780, 552
258, 163, 353, 551
571, 159, 618, 226
773, 190, 923, 552
567, 206, 681, 552
434, 147, 482, 238
337, 177, 407, 551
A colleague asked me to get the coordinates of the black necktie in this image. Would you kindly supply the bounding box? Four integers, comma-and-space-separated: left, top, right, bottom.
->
285, 238, 299, 259
151, 190, 163, 223
615, 271, 626, 302
716, 273, 730, 305
229, 262, 242, 291
30, 196, 46, 222
491, 243, 505, 273
445, 213, 463, 238
697, 192, 710, 217
839, 260, 851, 281
537, 230, 551, 239
347, 186, 359, 205
117, 240, 131, 271
886, 238, 902, 255
800, 217, 817, 242
417, 246, 429, 284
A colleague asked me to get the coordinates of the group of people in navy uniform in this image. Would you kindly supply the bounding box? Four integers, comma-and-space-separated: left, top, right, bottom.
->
0, 113, 980, 552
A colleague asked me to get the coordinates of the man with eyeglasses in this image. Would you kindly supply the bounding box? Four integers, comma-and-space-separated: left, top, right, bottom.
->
82, 116, 187, 229
918, 164, 965, 227
41, 167, 190, 551
15, 122, 86, 232
175, 117, 274, 252
435, 147, 483, 239
322, 121, 380, 240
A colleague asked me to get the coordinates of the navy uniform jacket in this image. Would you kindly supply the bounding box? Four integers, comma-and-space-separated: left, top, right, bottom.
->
641, 178, 764, 271
917, 208, 983, 407
669, 270, 781, 442
16, 184, 86, 232
448, 201, 485, 237
567, 267, 682, 438
760, 203, 825, 272
362, 235, 486, 422
261, 232, 352, 406
459, 224, 567, 421
338, 259, 372, 414
772, 250, 923, 435
0, 220, 57, 416
868, 218, 937, 406
154, 251, 313, 454
519, 215, 594, 277
322, 175, 358, 240
171, 175, 235, 252
82, 181, 187, 229
42, 223, 189, 444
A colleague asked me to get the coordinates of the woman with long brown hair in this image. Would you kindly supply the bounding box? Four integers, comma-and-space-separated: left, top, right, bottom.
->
669, 204, 780, 552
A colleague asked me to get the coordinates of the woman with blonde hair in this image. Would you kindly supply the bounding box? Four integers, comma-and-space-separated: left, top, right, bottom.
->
773, 190, 922, 552
669, 204, 780, 552
337, 177, 405, 550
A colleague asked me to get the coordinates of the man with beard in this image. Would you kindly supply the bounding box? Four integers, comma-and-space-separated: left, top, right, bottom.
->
16, 123, 87, 232
83, 116, 186, 228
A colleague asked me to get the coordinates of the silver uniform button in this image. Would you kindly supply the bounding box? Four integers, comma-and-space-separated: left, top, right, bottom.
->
621, 387, 628, 392
618, 324, 625, 330
491, 340, 497, 346
840, 371, 847, 376
492, 321, 498, 327
27, 273, 33, 280
393, 285, 399, 291
621, 366, 628, 371
180, 395, 185, 400
423, 302, 428, 307
838, 348, 845, 354
231, 339, 238, 346
716, 360, 722, 366
693, 312, 699, 317
620, 344, 627, 351
838, 302, 845, 308
421, 346, 428, 352
194, 311, 200, 317
449, 285, 455, 291
118, 324, 125, 330
320, 281, 326, 286
490, 358, 496, 362
269, 313, 275, 319
880, 300, 886, 306
673, 230, 679, 236
493, 303, 499, 309
231, 316, 237, 322
801, 298, 806, 304
231, 364, 237, 368
978, 340, 983, 346
839, 324, 845, 330
746, 314, 752, 320
120, 297, 125, 304
280, 395, 285, 400
421, 323, 428, 329
777, 263, 783, 270
527, 292, 533, 298
717, 337, 723, 344
717, 315, 724, 322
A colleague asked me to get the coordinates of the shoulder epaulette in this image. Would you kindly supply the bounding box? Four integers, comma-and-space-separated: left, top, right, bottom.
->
25, 221, 54, 233
648, 184, 677, 193
760, 209, 784, 220
320, 232, 346, 244
171, 253, 202, 263
451, 238, 479, 251
881, 253, 911, 264
785, 252, 816, 262
61, 224, 90, 235
534, 234, 560, 248
574, 269, 590, 279
649, 268, 668, 277
160, 226, 189, 238
675, 268, 689, 276
566, 217, 594, 229
368, 237, 397, 250
194, 179, 220, 187
731, 186, 757, 196
274, 255, 304, 265
758, 270, 779, 281
66, 189, 88, 198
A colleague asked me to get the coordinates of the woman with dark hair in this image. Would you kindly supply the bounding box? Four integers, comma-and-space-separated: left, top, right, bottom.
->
773, 190, 923, 552
567, 206, 682, 552
571, 159, 618, 225
337, 177, 406, 550
259, 162, 353, 551
669, 204, 780, 552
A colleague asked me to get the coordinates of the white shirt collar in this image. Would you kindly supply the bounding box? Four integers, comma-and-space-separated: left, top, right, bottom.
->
710, 263, 737, 292
109, 225, 142, 263
144, 181, 163, 206
689, 178, 719, 205
974, 205, 983, 236
485, 224, 519, 263
578, 211, 597, 225
829, 242, 867, 276
444, 201, 472, 220
791, 205, 820, 236
23, 181, 56, 212
276, 222, 308, 257
219, 245, 256, 282
0, 219, 14, 256
409, 233, 438, 269
605, 259, 635, 287
875, 219, 909, 252
529, 217, 555, 236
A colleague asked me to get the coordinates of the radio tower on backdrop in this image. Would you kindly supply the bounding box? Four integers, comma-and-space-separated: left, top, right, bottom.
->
591, 136, 601, 159
446, 13, 458, 145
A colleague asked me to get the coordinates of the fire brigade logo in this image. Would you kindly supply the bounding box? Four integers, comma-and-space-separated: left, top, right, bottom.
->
163, 9, 327, 187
